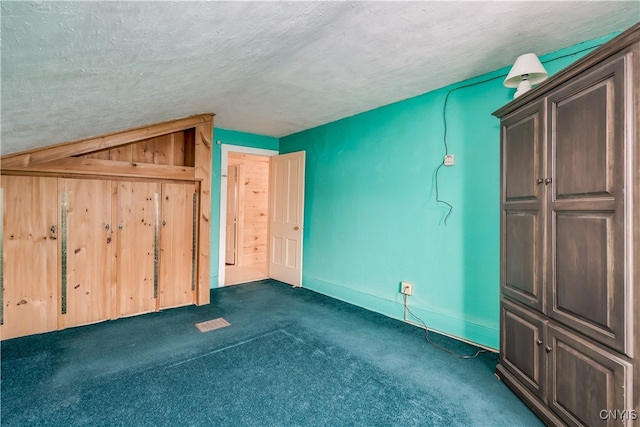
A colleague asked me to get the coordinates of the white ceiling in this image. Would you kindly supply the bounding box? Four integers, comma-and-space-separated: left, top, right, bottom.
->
1, 1, 638, 156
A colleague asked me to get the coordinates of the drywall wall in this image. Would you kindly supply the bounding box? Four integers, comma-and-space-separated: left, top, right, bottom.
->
277, 33, 618, 349
210, 128, 279, 287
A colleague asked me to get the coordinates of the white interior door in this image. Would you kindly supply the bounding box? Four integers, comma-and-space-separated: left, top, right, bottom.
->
269, 151, 305, 286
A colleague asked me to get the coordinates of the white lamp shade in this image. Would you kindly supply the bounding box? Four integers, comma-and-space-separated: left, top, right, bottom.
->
503, 53, 548, 88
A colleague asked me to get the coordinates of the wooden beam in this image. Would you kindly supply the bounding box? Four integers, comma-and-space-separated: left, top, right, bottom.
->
1, 114, 213, 168
3, 157, 197, 181
194, 122, 213, 305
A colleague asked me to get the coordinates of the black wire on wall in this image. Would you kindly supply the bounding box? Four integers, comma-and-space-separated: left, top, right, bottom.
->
434, 45, 603, 225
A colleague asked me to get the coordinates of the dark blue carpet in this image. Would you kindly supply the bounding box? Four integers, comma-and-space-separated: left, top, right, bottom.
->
1, 280, 542, 426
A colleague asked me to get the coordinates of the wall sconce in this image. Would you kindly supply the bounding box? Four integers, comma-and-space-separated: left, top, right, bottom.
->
503, 53, 548, 98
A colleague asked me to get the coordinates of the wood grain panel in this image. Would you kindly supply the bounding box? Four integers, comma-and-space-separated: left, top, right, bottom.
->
554, 81, 614, 198
504, 211, 541, 308
132, 137, 155, 164
62, 178, 112, 328
548, 324, 632, 427
0, 114, 212, 167
77, 131, 187, 166
109, 144, 133, 162
153, 135, 173, 165
504, 111, 542, 202
227, 152, 270, 273
0, 176, 58, 340
547, 50, 628, 355
159, 182, 195, 309
116, 181, 159, 317
501, 299, 546, 400
183, 128, 196, 167
194, 123, 212, 305
225, 165, 238, 265
551, 211, 626, 353
172, 131, 185, 166
82, 150, 110, 160
242, 253, 268, 266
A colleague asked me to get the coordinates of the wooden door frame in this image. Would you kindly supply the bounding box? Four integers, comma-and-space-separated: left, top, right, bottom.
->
218, 145, 277, 287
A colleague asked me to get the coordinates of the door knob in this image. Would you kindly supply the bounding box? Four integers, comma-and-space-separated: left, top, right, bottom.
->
294, 226, 300, 231
50, 225, 57, 234
545, 346, 552, 353
536, 339, 543, 345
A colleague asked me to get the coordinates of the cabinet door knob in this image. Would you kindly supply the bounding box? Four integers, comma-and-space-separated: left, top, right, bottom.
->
50, 225, 57, 234
545, 346, 552, 353
118, 224, 123, 230
536, 178, 544, 185
536, 339, 543, 345
544, 178, 552, 185
105, 224, 110, 231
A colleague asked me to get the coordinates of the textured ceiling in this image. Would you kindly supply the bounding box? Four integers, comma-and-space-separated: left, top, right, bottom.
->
1, 1, 638, 156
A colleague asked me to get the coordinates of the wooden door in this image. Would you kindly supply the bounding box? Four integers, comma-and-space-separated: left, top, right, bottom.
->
547, 56, 628, 355
115, 181, 160, 317
158, 182, 195, 309
501, 100, 546, 312
268, 151, 305, 286
547, 323, 633, 426
500, 299, 547, 401
1, 176, 58, 340
225, 165, 238, 265
61, 178, 112, 328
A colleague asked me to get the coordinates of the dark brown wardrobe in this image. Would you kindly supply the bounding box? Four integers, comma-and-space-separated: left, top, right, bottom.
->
494, 24, 639, 426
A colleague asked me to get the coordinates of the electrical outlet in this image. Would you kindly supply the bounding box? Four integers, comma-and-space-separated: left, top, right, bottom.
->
400, 281, 413, 296
444, 154, 455, 166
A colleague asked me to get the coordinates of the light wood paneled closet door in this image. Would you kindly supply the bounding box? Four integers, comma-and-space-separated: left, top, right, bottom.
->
225, 165, 238, 265
61, 178, 112, 328
1, 176, 58, 339
159, 182, 196, 309
115, 181, 160, 317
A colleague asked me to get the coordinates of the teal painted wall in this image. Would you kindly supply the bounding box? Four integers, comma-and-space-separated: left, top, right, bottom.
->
278, 33, 618, 350
210, 128, 279, 287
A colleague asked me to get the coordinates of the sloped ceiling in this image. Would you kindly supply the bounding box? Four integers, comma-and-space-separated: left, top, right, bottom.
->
1, 1, 638, 156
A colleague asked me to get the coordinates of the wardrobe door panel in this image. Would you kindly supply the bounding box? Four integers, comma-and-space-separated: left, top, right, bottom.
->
501, 100, 546, 311
1, 176, 58, 339
158, 182, 195, 309
501, 299, 547, 401
548, 323, 632, 427
61, 178, 112, 328
116, 181, 160, 317
548, 55, 628, 355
